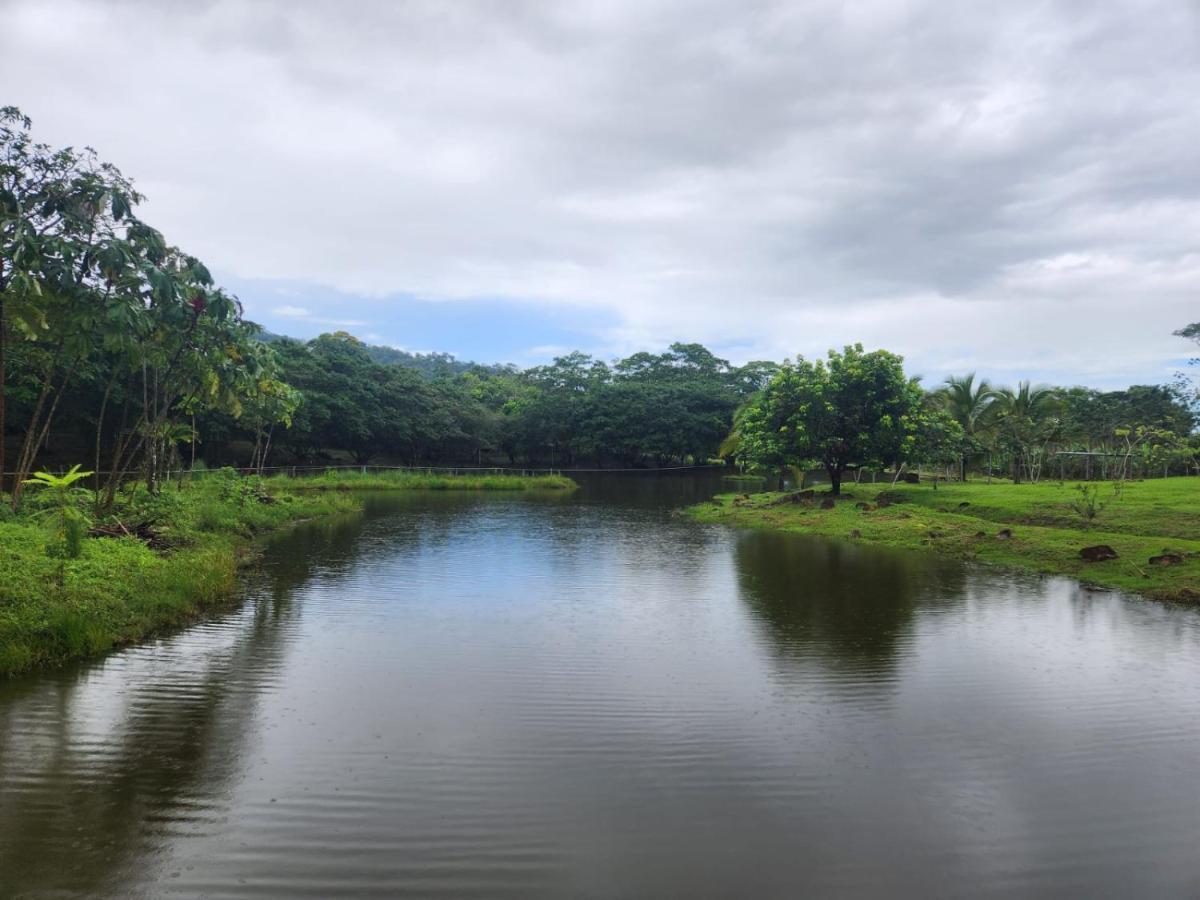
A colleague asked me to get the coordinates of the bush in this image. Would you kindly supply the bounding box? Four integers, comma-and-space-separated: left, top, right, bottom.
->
21, 466, 94, 560
1069, 481, 1124, 525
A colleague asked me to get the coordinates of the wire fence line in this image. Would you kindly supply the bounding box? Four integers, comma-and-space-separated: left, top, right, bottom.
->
5, 463, 731, 482
163, 463, 730, 480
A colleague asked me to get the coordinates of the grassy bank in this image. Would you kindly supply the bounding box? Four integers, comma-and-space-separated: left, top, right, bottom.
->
1, 469, 576, 677
687, 477, 1200, 603
264, 470, 577, 492
0, 476, 361, 677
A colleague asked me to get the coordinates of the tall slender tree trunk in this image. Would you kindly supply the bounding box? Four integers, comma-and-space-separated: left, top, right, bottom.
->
12, 361, 77, 507
93, 377, 115, 501
260, 423, 276, 475
0, 294, 6, 498
102, 394, 131, 507
11, 380, 52, 508
827, 465, 843, 496
249, 420, 263, 472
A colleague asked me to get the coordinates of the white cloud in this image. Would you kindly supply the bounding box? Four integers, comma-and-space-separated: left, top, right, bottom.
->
268, 305, 366, 328
2, 0, 1197, 385
525, 345, 574, 360
271, 305, 311, 318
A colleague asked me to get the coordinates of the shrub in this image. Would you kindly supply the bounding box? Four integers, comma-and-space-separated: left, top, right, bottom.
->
22, 465, 94, 560
1069, 481, 1124, 525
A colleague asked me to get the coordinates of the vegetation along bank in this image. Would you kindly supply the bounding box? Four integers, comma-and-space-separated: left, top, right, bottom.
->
269, 470, 577, 492
688, 478, 1200, 603
0, 468, 574, 677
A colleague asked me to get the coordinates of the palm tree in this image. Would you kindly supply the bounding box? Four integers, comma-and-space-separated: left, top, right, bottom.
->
992, 382, 1061, 483
940, 373, 994, 481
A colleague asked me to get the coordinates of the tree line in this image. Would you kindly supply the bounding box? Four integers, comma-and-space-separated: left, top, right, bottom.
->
728, 344, 1197, 494
0, 107, 292, 508
2, 106, 1196, 508
194, 334, 776, 470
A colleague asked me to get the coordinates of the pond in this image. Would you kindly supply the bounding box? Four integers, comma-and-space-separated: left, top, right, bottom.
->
2, 473, 1199, 897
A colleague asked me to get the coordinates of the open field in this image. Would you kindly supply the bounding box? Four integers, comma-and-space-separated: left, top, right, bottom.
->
687, 477, 1200, 603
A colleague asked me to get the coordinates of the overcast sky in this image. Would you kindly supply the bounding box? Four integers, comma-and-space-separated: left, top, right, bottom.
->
3, 0, 1198, 385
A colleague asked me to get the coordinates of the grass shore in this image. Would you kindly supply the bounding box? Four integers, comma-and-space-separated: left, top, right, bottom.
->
686, 477, 1200, 603
0, 470, 576, 677
267, 470, 577, 492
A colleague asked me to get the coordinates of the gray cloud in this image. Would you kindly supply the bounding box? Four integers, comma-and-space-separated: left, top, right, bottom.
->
2, 0, 1197, 385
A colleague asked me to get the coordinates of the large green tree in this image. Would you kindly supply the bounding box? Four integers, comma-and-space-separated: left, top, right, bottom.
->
0, 106, 143, 500
738, 345, 923, 494
1, 106, 279, 506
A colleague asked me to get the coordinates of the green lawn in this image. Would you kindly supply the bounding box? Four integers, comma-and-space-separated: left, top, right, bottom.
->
686, 477, 1200, 603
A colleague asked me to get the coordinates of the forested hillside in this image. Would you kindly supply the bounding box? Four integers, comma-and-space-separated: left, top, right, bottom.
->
262, 331, 486, 379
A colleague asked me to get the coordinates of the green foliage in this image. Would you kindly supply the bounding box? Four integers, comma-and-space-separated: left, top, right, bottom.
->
1, 105, 282, 509
358, 342, 485, 377
937, 373, 994, 480
254, 337, 762, 469
991, 382, 1062, 482
22, 465, 94, 559
1172, 322, 1199, 420
909, 401, 966, 468
940, 373, 995, 433
1069, 481, 1123, 525
737, 345, 923, 493
22, 464, 93, 490
0, 473, 360, 676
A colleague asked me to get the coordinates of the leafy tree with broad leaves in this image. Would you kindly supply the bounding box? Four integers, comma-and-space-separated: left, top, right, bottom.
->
1, 106, 280, 508
737, 344, 924, 495
907, 396, 966, 474
0, 105, 143, 502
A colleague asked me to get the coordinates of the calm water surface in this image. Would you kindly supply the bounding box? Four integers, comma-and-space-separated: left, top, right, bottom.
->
2, 474, 1200, 897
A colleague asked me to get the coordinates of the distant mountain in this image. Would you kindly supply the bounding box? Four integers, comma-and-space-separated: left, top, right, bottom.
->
255, 330, 503, 378
362, 345, 478, 377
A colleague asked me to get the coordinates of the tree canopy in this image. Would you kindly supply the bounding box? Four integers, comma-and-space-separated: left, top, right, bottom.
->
735, 345, 928, 494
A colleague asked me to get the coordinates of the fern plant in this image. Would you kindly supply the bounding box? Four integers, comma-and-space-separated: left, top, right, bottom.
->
23, 465, 94, 560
